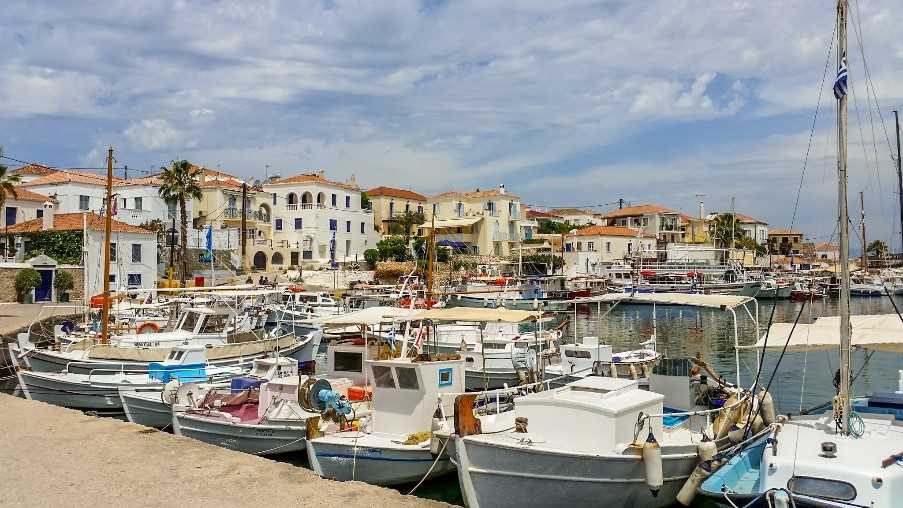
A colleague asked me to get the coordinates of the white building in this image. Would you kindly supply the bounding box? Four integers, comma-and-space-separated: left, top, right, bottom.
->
264, 170, 378, 267
6, 209, 157, 296
563, 226, 656, 276
546, 208, 603, 227
2, 187, 56, 229
16, 168, 185, 227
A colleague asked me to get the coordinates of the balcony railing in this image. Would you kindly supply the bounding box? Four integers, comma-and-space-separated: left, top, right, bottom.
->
286, 204, 298, 211
492, 231, 510, 241
224, 208, 270, 222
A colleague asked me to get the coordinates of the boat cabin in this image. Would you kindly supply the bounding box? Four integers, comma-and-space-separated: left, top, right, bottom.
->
367, 357, 464, 436
148, 345, 209, 383
513, 376, 662, 454
175, 307, 237, 335
282, 291, 339, 307
558, 336, 613, 374
248, 356, 299, 380
319, 342, 376, 384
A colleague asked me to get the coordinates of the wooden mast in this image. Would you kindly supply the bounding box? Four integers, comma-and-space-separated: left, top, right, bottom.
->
100, 146, 114, 344
836, 0, 852, 435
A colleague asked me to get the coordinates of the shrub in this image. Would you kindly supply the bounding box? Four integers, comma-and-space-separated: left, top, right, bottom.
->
364, 249, 379, 266
15, 268, 42, 298
54, 270, 74, 293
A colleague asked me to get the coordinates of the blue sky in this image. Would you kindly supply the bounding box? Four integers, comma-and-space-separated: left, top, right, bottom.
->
1, 0, 901, 249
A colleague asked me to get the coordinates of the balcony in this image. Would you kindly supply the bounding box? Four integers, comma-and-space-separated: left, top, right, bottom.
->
492, 231, 510, 241
286, 204, 298, 211
224, 209, 270, 222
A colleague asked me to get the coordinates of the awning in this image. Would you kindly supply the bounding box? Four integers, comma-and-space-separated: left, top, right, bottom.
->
313, 306, 416, 327
419, 217, 481, 229
741, 314, 903, 352
409, 307, 542, 323
571, 292, 755, 309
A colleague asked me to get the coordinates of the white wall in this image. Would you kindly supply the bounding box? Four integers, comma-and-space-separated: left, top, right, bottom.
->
83, 229, 157, 295
564, 234, 656, 275
1, 198, 44, 227
265, 181, 378, 264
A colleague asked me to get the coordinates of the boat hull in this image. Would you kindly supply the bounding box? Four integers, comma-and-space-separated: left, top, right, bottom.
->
119, 390, 174, 428
17, 370, 159, 411
307, 437, 455, 486
172, 412, 307, 456
455, 436, 696, 508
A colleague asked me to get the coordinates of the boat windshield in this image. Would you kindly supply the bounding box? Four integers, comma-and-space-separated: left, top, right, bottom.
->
199, 314, 230, 334
180, 312, 200, 332
787, 476, 856, 502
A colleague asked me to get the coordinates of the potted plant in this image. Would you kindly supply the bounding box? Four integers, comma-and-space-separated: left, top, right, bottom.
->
15, 268, 41, 304
54, 270, 74, 302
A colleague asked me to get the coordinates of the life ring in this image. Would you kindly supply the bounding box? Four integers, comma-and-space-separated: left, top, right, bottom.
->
136, 322, 160, 334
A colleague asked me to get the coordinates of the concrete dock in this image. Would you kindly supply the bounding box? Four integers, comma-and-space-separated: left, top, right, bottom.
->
0, 394, 448, 507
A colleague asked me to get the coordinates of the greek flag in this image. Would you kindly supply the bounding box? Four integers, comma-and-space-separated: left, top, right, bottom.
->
833, 55, 848, 100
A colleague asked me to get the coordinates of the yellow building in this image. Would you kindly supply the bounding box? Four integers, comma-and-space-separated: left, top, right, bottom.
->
422, 185, 522, 257
365, 186, 427, 236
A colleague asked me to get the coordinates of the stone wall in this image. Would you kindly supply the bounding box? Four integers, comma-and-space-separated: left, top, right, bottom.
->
0, 268, 17, 303
58, 267, 84, 301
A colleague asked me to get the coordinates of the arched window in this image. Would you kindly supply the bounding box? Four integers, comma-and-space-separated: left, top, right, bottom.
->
301, 192, 312, 205
286, 193, 297, 205
271, 252, 284, 265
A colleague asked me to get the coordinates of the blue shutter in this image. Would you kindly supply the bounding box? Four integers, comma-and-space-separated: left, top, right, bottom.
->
329, 219, 337, 231
275, 218, 283, 230
294, 218, 302, 229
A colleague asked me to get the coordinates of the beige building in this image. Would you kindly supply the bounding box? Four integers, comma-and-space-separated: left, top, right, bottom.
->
768, 228, 804, 255
422, 185, 522, 256
191, 167, 275, 270
600, 204, 686, 245
365, 186, 427, 236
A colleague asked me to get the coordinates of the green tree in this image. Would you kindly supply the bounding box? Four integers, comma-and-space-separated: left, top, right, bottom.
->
158, 160, 203, 286
736, 235, 766, 255
23, 231, 83, 264
867, 240, 888, 257
15, 268, 41, 301
363, 248, 379, 266
708, 213, 746, 248
376, 235, 410, 261
537, 221, 581, 235
54, 270, 74, 296
388, 210, 425, 247
361, 192, 371, 210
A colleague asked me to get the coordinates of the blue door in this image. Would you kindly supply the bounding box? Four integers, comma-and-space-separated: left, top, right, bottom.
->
35, 270, 53, 302
5, 206, 16, 226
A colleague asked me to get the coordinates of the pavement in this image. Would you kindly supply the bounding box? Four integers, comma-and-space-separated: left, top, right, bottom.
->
0, 394, 448, 508
0, 303, 82, 337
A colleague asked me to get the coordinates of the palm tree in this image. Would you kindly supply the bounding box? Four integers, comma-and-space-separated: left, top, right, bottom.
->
158, 160, 202, 286
708, 213, 746, 248
866, 239, 888, 258
0, 147, 22, 257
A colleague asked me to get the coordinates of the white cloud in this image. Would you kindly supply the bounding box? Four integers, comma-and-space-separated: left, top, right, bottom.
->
124, 119, 183, 150
0, 65, 105, 118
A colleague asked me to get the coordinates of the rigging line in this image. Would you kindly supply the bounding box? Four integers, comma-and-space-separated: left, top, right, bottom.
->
789, 20, 836, 232
850, 0, 897, 165
849, 79, 879, 197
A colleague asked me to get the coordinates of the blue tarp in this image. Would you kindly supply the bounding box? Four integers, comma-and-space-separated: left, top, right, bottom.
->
437, 240, 468, 250
148, 362, 208, 383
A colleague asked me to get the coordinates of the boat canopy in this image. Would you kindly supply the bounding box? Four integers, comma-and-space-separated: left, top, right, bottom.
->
741, 314, 903, 353
313, 306, 415, 327
196, 289, 281, 297
571, 292, 755, 309
409, 307, 542, 323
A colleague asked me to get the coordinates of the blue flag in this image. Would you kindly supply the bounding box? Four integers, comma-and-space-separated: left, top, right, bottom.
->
203, 225, 213, 262
833, 55, 848, 100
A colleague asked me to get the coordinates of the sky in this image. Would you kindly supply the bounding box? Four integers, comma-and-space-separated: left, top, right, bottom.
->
1, 0, 902, 250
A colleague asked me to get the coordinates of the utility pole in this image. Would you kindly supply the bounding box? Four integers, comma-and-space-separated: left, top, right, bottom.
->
618, 198, 624, 209
860, 190, 867, 272
123, 165, 128, 179
894, 110, 902, 254
241, 182, 248, 270
100, 147, 114, 345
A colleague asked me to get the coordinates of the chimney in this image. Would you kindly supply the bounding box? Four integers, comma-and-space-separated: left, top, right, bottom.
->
499, 184, 506, 195
346, 175, 358, 188
42, 201, 54, 231
698, 200, 705, 220
198, 167, 206, 185
317, 169, 326, 179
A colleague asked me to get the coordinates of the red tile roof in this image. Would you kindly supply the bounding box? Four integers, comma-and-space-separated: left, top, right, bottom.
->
20, 168, 128, 187
575, 225, 653, 238
601, 204, 677, 218
266, 171, 359, 191
526, 209, 562, 219
769, 228, 802, 236
12, 164, 56, 176
547, 208, 593, 216
735, 213, 767, 224
5, 212, 152, 234
5, 187, 56, 203
431, 188, 520, 200
814, 242, 839, 252
365, 186, 426, 201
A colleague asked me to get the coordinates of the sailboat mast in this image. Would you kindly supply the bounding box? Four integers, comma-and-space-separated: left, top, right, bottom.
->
836, 0, 852, 435
100, 147, 114, 345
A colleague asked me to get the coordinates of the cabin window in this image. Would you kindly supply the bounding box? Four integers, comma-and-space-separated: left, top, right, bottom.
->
372, 365, 395, 388
168, 350, 185, 361
200, 314, 230, 334
333, 352, 363, 373
787, 476, 856, 502
438, 368, 453, 387
564, 349, 592, 359
180, 313, 200, 332
483, 342, 507, 350
395, 367, 419, 390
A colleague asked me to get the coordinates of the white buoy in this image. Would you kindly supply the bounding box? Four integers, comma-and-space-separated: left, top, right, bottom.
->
697, 434, 716, 461
642, 430, 663, 497
676, 459, 719, 506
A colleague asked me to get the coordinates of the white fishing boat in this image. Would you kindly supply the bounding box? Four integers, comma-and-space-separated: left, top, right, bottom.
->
119, 355, 300, 429
542, 335, 660, 388
307, 356, 463, 485
17, 344, 243, 411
